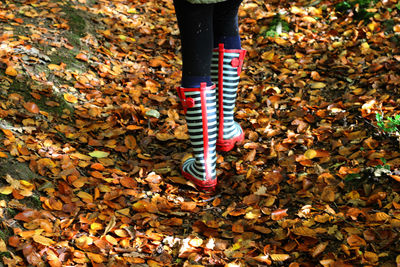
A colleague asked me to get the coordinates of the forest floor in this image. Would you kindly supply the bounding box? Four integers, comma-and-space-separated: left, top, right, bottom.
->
0, 0, 400, 266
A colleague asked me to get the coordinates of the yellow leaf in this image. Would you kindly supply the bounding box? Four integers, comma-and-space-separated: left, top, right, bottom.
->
77, 191, 93, 203
0, 186, 13, 195
302, 16, 317, 24
231, 242, 241, 251
270, 254, 290, 261
290, 6, 305, 15
33, 234, 55, 246
304, 149, 317, 159
20, 180, 33, 187
105, 234, 118, 245
90, 222, 103, 231
261, 51, 275, 61
0, 239, 7, 252
310, 82, 326, 89
89, 151, 109, 158
103, 215, 116, 236
116, 208, 130, 216
5, 66, 18, 76
127, 7, 137, 13
114, 229, 129, 237
70, 152, 92, 161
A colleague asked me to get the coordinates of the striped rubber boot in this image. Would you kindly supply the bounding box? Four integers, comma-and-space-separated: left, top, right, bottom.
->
177, 83, 218, 191
211, 43, 246, 152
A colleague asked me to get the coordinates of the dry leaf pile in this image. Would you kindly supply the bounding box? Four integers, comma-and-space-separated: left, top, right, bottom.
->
0, 0, 400, 266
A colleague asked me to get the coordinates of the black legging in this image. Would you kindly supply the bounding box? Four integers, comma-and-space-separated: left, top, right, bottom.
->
173, 0, 243, 78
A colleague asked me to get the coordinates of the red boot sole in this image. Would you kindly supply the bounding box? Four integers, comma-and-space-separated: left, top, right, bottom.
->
182, 170, 217, 192
216, 131, 245, 152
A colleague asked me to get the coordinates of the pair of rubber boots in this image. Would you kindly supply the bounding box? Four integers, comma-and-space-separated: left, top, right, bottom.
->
177, 44, 246, 192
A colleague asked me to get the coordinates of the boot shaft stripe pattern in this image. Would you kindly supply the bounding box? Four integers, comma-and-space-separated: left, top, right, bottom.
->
178, 83, 217, 184
211, 44, 245, 140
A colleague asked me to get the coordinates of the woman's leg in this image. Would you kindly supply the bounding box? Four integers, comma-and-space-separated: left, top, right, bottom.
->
173, 0, 214, 87
213, 0, 243, 49
173, 0, 218, 191
211, 0, 245, 151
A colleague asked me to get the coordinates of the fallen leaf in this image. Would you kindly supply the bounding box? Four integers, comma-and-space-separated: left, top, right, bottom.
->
5, 66, 18, 76
64, 93, 78, 103
89, 151, 110, 158
23, 102, 40, 114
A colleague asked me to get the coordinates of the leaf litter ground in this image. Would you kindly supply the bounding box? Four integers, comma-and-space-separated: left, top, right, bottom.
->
0, 0, 400, 266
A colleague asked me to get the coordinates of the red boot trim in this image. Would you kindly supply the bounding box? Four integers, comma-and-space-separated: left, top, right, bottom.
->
218, 43, 225, 141
177, 84, 216, 114
182, 169, 217, 192
213, 45, 246, 76
216, 129, 244, 152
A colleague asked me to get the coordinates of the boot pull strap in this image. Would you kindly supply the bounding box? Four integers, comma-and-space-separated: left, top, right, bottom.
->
177, 87, 195, 114
230, 50, 246, 76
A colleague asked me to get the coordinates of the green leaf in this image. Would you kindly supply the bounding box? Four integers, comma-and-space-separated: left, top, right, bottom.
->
89, 151, 110, 158
145, 109, 160, 119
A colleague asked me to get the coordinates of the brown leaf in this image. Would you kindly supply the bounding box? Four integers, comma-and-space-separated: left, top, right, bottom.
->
347, 235, 366, 247
124, 135, 137, 149
292, 226, 316, 237
23, 102, 40, 114
311, 241, 328, 258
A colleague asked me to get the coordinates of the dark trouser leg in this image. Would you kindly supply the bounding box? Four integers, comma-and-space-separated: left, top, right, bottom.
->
173, 0, 214, 87
213, 0, 243, 49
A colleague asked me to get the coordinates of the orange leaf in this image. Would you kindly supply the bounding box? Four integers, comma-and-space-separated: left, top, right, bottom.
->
23, 102, 39, 114
63, 93, 78, 103
86, 252, 105, 263
1, 129, 13, 137
120, 177, 137, 188
48, 64, 61, 71
5, 66, 18, 76
0, 152, 8, 158
181, 202, 197, 212
76, 53, 88, 61
8, 236, 20, 247
252, 255, 272, 264
271, 209, 288, 221
347, 235, 366, 247
91, 163, 105, 171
